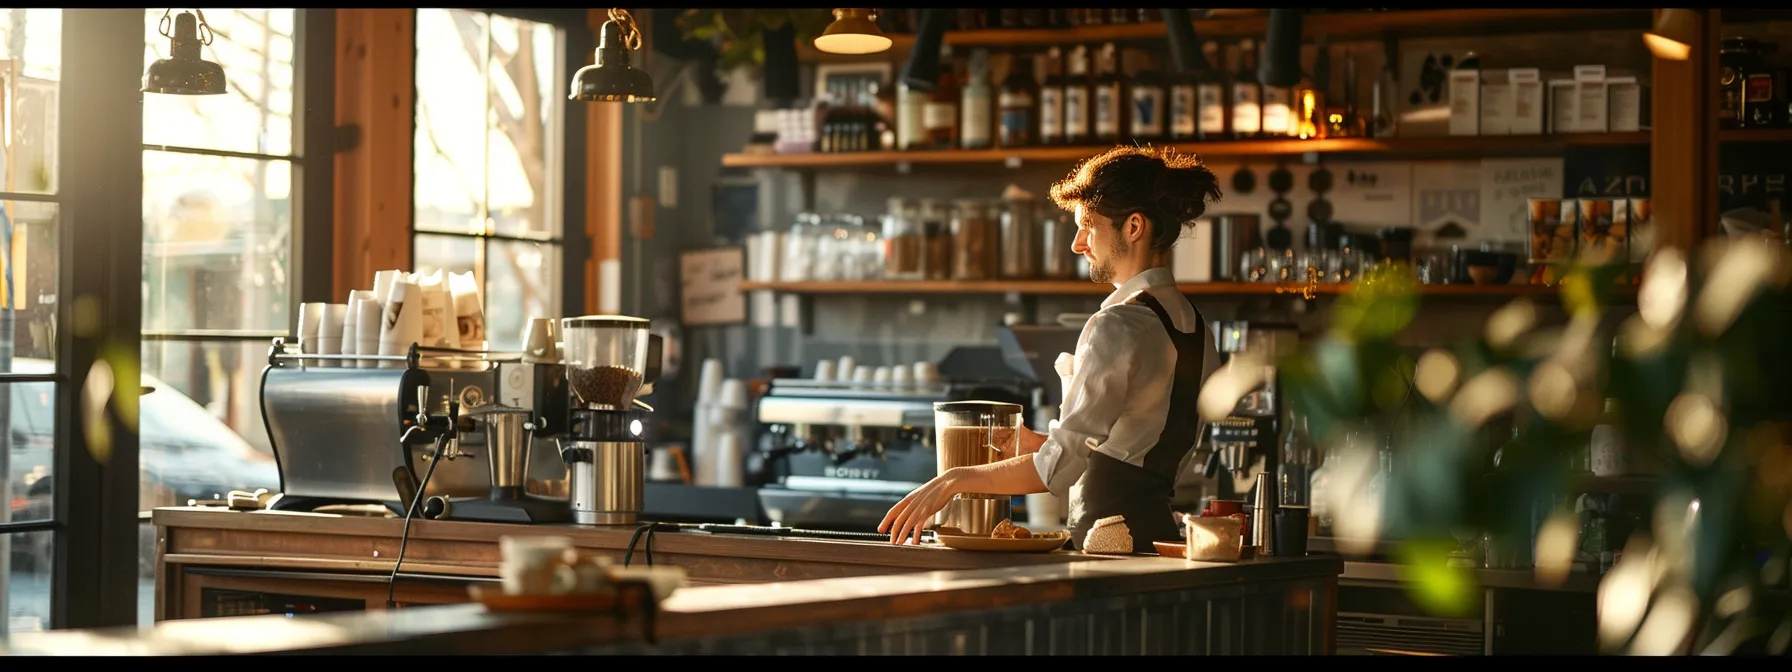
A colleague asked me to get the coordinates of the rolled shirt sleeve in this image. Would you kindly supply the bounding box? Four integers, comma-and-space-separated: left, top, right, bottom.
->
1032, 309, 1161, 499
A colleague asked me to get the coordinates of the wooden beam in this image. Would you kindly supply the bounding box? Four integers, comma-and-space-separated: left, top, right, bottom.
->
332, 9, 414, 299
1648, 8, 1715, 252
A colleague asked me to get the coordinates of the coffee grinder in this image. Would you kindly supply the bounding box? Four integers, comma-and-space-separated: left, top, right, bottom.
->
1202, 319, 1299, 552
553, 315, 654, 526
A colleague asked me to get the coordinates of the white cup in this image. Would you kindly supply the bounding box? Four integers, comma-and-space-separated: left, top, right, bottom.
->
814, 360, 835, 382
499, 535, 574, 596
1026, 492, 1064, 528
890, 365, 912, 391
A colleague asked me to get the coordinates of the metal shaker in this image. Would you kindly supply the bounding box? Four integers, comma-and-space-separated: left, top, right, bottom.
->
1250, 472, 1276, 555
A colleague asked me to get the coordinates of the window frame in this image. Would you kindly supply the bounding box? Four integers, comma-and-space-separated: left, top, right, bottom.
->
408, 7, 589, 326
0, 8, 334, 630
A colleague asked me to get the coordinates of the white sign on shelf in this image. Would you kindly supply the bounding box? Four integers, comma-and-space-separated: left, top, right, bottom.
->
679, 247, 747, 327
1480, 158, 1564, 243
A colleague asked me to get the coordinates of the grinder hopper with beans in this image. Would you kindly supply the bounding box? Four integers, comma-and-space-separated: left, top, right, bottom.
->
544, 315, 663, 525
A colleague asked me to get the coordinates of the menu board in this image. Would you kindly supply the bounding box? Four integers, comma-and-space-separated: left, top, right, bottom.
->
679, 247, 746, 327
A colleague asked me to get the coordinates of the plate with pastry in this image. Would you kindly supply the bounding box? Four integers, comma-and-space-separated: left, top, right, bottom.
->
933, 519, 1070, 553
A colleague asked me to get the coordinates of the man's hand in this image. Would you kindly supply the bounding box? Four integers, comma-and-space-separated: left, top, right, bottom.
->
879, 468, 965, 545
1016, 426, 1047, 456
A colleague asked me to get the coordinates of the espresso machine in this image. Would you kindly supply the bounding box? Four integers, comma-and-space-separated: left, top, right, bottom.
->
1202, 319, 1299, 550
755, 369, 1033, 531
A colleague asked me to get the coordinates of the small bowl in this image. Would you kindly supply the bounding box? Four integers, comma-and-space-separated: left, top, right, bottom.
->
1153, 541, 1187, 559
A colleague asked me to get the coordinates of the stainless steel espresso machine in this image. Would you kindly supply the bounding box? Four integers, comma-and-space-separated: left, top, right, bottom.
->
1201, 319, 1300, 551
755, 376, 1033, 531
257, 314, 662, 526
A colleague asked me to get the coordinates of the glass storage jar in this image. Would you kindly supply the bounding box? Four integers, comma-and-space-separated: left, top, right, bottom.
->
882, 197, 924, 280
918, 198, 953, 281
950, 198, 1000, 281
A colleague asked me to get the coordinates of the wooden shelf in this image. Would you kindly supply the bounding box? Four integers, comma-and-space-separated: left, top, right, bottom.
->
1719, 128, 1792, 143
801, 9, 1651, 61
739, 280, 1636, 299
723, 133, 1649, 169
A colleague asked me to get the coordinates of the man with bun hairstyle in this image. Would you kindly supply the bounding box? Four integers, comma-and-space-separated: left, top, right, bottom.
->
882, 146, 1225, 553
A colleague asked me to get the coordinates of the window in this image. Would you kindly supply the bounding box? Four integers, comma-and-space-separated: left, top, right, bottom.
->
413, 8, 565, 352
0, 8, 64, 635
137, 8, 297, 626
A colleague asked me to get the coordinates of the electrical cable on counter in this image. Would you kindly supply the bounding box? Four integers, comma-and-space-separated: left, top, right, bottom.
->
387, 428, 446, 609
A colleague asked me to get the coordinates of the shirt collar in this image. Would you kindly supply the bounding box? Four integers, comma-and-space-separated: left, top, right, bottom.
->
1101, 267, 1176, 309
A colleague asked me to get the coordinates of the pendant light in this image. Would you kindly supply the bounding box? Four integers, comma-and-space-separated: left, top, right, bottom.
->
571, 8, 657, 103
899, 9, 950, 91
1644, 9, 1698, 61
1163, 8, 1211, 74
1257, 9, 1304, 88
814, 9, 892, 55
143, 9, 227, 95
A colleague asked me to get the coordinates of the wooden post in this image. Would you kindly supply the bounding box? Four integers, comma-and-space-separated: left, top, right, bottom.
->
332, 9, 415, 298
1648, 8, 1717, 252
584, 9, 633, 313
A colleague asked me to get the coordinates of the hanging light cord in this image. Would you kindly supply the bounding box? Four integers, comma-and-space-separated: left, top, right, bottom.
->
157, 8, 216, 45
608, 8, 643, 51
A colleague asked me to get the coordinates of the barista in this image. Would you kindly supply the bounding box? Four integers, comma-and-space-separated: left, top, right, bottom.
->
881, 146, 1224, 553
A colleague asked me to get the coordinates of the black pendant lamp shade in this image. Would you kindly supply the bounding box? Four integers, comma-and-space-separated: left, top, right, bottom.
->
899, 9, 950, 92
571, 10, 656, 103
1163, 8, 1210, 74
763, 20, 801, 104
1257, 9, 1304, 89
143, 10, 227, 95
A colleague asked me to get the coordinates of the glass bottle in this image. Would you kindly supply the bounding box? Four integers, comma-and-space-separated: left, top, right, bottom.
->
999, 50, 1039, 148
924, 46, 962, 148
897, 77, 928, 150
1231, 39, 1263, 138
1038, 47, 1067, 145
1129, 52, 1166, 144
1106, 8, 1131, 25
1280, 413, 1316, 507
1259, 40, 1295, 137
1168, 53, 1199, 142
960, 48, 994, 150
1371, 62, 1398, 138
1063, 45, 1093, 145
1294, 42, 1327, 139
1092, 42, 1125, 144
1196, 40, 1231, 141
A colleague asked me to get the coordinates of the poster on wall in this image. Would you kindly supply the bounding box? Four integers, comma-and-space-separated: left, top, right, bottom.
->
1479, 158, 1564, 243
1410, 161, 1481, 238
679, 247, 747, 327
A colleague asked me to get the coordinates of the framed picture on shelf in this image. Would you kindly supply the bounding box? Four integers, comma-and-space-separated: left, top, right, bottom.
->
813, 62, 892, 103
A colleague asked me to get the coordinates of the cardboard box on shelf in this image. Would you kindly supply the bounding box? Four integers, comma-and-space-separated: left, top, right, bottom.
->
1509, 68, 1544, 135
1449, 67, 1482, 136
1480, 69, 1513, 136
1574, 65, 1609, 133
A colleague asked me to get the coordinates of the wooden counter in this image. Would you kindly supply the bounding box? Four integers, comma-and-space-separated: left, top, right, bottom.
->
14, 552, 1343, 655
149, 507, 1110, 621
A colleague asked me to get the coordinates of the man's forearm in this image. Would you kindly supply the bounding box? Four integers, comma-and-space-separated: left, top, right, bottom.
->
950, 454, 1048, 496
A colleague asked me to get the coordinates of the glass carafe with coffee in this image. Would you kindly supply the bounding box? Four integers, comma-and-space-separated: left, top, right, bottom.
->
558, 316, 655, 525
932, 400, 1022, 536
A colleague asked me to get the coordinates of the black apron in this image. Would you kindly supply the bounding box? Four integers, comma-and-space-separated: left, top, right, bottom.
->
1067, 291, 1207, 554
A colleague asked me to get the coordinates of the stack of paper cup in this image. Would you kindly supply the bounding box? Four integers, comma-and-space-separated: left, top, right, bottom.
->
714, 430, 744, 488
691, 358, 725, 486
316, 304, 347, 367
711, 380, 749, 488
297, 302, 327, 361
814, 360, 835, 382
352, 293, 383, 369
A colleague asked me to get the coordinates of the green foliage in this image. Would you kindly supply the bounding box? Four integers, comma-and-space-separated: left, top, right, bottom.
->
672, 9, 833, 71
1283, 242, 1792, 654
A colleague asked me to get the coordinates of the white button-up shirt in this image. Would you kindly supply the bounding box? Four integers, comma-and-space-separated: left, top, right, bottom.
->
1033, 266, 1220, 499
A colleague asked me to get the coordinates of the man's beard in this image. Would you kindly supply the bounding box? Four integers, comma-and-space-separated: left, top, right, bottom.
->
1088, 237, 1129, 284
